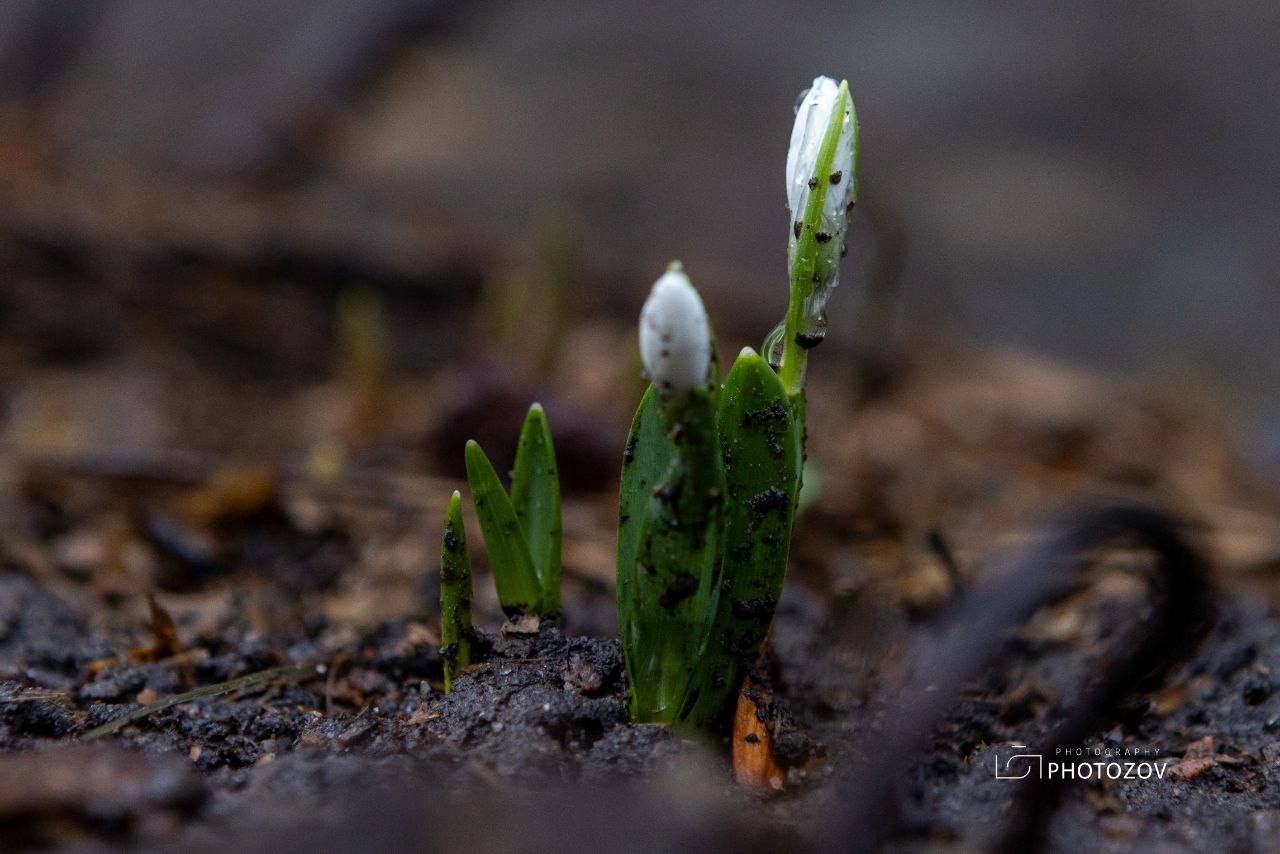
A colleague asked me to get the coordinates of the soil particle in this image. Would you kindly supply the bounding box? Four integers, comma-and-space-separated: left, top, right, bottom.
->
6, 697, 80, 738
1215, 642, 1258, 678
414, 626, 629, 777
659, 572, 698, 611
502, 615, 543, 637
771, 727, 817, 768
1241, 675, 1272, 705
747, 487, 789, 514
562, 652, 606, 695
1166, 756, 1217, 781
79, 666, 150, 700
0, 576, 106, 679
583, 722, 694, 780
731, 597, 777, 620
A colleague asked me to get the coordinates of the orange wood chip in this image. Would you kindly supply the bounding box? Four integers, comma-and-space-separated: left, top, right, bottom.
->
732, 680, 784, 793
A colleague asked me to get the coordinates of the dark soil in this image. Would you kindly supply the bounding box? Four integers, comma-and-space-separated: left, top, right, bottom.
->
2, 255, 1279, 853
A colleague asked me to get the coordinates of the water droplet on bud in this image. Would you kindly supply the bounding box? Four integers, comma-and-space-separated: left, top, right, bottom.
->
795, 311, 828, 349
762, 321, 786, 370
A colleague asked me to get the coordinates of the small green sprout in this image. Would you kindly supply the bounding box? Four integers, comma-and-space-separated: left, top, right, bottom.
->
439, 490, 473, 693
464, 403, 563, 618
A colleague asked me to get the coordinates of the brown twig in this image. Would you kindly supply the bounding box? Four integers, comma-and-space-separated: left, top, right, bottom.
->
81, 663, 313, 740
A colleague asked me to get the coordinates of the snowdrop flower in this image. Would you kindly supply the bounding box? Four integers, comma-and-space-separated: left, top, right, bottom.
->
639, 262, 712, 400
787, 76, 856, 230
786, 76, 856, 314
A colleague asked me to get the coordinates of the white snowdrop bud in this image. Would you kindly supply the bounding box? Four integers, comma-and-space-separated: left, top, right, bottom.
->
786, 76, 856, 320
639, 262, 712, 400
787, 76, 856, 226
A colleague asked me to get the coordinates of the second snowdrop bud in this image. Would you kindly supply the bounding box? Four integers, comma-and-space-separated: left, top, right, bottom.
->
639, 262, 712, 401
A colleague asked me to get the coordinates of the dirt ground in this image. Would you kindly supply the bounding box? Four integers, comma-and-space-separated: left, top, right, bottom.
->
2, 225, 1280, 853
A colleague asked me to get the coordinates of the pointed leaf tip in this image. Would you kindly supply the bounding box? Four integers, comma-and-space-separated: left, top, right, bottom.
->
513, 401, 562, 614
440, 486, 473, 694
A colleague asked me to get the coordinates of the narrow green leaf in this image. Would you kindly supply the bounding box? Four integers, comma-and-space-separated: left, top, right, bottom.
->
440, 490, 473, 693
510, 403, 562, 614
616, 386, 671, 713
678, 349, 800, 727
627, 389, 725, 723
464, 440, 542, 616
614, 386, 665, 647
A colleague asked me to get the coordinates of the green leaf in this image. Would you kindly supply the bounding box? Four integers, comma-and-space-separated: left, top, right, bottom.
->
678, 349, 800, 727
511, 403, 562, 613
625, 388, 725, 723
464, 439, 542, 616
616, 387, 669, 669
439, 490, 473, 693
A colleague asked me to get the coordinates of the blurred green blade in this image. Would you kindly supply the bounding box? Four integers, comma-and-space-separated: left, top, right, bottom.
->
510, 403, 562, 613
440, 490, 473, 693
679, 349, 800, 727
464, 440, 542, 616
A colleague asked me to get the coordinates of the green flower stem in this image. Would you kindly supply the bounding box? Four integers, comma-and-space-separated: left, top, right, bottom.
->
779, 80, 851, 398
440, 490, 473, 693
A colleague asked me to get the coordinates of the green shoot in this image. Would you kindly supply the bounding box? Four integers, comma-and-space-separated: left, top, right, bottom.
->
511, 403, 562, 614
464, 405, 563, 618
440, 491, 473, 693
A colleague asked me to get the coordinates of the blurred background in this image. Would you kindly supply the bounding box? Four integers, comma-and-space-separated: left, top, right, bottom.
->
0, 0, 1277, 466
3, 7, 1280, 848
